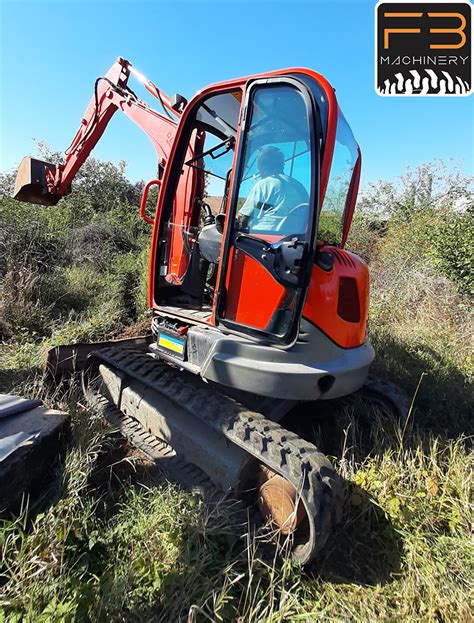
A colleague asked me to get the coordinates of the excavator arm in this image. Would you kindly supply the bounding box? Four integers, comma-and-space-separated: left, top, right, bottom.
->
13, 57, 181, 206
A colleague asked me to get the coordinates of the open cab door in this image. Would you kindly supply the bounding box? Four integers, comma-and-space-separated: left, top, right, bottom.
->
215, 77, 321, 346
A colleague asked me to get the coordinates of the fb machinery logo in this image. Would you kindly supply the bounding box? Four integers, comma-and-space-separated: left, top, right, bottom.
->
375, 1, 473, 96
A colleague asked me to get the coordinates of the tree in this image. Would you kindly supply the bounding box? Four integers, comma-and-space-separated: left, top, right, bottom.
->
359, 160, 473, 221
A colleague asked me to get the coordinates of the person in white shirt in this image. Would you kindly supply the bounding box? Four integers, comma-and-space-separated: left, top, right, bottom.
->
237, 146, 309, 233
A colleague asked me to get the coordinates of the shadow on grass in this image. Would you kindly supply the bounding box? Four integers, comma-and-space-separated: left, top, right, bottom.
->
280, 332, 472, 585
313, 488, 402, 585
287, 330, 472, 461
284, 404, 404, 585
0, 365, 43, 396
370, 331, 473, 438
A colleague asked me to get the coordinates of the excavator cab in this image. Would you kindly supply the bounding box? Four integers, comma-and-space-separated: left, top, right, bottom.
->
152, 77, 320, 346
146, 69, 372, 405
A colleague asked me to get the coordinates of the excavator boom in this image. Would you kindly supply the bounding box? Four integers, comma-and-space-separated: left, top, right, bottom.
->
13, 58, 179, 205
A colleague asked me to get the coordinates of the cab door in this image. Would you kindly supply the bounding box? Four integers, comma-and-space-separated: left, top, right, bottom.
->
215, 77, 321, 346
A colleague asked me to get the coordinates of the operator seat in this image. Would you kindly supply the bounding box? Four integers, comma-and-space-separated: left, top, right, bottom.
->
198, 213, 224, 264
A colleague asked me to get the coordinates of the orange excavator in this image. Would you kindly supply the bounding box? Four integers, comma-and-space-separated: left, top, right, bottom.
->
14, 58, 405, 564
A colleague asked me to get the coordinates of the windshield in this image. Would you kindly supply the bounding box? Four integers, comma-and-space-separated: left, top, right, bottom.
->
319, 108, 358, 246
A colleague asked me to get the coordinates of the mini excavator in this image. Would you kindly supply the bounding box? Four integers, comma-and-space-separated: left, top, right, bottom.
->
14, 58, 404, 564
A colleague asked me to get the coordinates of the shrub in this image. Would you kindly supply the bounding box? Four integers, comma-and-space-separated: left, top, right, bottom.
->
0, 150, 149, 340
428, 207, 474, 295
358, 160, 473, 221
106, 253, 143, 324
68, 223, 139, 270
346, 213, 387, 263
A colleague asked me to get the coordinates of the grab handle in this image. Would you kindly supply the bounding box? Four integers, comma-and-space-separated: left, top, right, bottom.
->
140, 179, 161, 224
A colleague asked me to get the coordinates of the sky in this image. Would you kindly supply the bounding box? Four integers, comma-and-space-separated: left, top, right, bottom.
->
1, 0, 473, 187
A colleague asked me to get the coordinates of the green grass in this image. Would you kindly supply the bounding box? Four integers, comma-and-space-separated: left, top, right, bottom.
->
0, 282, 472, 621
0, 160, 472, 621
0, 388, 471, 622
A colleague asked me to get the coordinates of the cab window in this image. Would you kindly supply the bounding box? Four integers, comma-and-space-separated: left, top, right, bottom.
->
235, 85, 312, 238
319, 109, 358, 246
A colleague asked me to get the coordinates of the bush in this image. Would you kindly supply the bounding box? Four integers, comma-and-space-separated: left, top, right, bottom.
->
358, 159, 473, 221
429, 207, 474, 295
356, 160, 473, 295
68, 223, 139, 270
0, 150, 150, 341
346, 213, 387, 263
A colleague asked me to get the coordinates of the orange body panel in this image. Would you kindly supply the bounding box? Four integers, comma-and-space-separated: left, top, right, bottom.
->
303, 248, 369, 348
223, 246, 287, 329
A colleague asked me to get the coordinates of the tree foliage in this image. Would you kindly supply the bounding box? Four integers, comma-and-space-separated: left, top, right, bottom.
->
354, 160, 473, 293
358, 160, 473, 220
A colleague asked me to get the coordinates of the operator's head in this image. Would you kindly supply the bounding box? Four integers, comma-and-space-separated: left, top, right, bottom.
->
257, 146, 285, 177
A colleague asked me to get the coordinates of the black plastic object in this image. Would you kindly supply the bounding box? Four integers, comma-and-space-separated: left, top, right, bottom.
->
315, 249, 335, 272
0, 395, 43, 420
199, 201, 215, 226
180, 242, 209, 303
171, 93, 188, 112
234, 234, 307, 288
156, 326, 187, 360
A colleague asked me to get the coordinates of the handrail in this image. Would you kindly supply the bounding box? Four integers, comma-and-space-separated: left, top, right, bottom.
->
140, 179, 162, 224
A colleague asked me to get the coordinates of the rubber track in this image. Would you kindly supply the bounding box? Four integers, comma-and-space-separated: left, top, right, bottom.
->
362, 375, 410, 424
91, 393, 258, 535
92, 395, 217, 496
87, 347, 343, 564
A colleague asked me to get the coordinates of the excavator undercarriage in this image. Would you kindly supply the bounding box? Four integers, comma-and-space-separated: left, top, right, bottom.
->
84, 346, 343, 563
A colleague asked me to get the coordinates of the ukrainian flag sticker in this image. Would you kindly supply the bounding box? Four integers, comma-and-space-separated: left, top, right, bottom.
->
158, 333, 185, 355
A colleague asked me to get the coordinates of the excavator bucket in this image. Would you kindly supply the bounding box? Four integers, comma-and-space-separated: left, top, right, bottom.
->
13, 156, 62, 206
